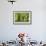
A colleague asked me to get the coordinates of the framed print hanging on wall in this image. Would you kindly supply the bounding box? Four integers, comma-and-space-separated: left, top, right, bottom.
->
13, 11, 32, 25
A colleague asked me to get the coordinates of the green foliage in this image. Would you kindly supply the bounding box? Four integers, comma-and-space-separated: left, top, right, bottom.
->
15, 13, 29, 22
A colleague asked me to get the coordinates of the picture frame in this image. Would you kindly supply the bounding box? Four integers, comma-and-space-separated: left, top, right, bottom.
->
13, 11, 32, 25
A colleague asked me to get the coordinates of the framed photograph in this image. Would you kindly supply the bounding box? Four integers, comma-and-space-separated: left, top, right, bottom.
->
13, 11, 32, 25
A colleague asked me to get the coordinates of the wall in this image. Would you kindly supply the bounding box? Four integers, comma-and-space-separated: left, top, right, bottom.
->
0, 0, 46, 41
